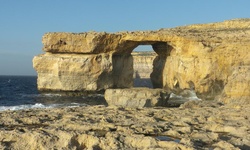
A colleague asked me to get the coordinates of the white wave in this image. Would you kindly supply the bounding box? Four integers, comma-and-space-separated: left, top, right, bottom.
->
42, 93, 62, 97
0, 103, 46, 111
0, 103, 86, 112
169, 90, 201, 101
20, 93, 62, 98
67, 103, 87, 108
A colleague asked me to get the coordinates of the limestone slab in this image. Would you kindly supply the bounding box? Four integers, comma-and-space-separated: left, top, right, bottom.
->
104, 88, 170, 108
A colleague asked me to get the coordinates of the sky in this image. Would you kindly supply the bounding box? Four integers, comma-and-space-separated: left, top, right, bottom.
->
0, 0, 250, 75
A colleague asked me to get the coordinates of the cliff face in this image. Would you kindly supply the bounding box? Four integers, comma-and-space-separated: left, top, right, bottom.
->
33, 53, 114, 91
132, 52, 156, 88
220, 66, 250, 104
33, 19, 250, 103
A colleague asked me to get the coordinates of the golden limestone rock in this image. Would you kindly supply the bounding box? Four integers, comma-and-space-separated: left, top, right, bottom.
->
33, 53, 114, 91
0, 102, 250, 149
33, 19, 250, 103
104, 88, 169, 108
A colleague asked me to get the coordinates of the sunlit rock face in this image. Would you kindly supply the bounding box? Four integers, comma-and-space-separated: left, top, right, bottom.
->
33, 19, 250, 103
33, 53, 114, 91
104, 88, 169, 108
132, 52, 157, 88
33, 53, 134, 92
219, 65, 250, 104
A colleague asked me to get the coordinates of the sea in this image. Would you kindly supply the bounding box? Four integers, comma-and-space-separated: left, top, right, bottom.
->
0, 76, 201, 112
0, 75, 106, 111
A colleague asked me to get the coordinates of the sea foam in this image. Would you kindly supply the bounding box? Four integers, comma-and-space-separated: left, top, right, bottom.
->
0, 103, 86, 112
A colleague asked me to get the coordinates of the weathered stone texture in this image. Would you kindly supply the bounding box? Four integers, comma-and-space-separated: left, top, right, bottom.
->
42, 32, 138, 54
132, 52, 157, 87
1, 101, 249, 149
33, 19, 250, 103
219, 65, 250, 104
42, 32, 116, 53
104, 88, 169, 108
132, 52, 156, 79
112, 54, 133, 88
33, 53, 113, 91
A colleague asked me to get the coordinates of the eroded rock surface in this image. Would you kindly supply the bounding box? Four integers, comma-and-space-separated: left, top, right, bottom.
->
105, 88, 169, 108
33, 19, 250, 103
33, 53, 113, 91
219, 65, 250, 104
0, 102, 249, 149
132, 52, 156, 87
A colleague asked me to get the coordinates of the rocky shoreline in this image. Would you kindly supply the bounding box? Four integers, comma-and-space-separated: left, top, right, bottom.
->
6, 18, 248, 149
0, 100, 249, 149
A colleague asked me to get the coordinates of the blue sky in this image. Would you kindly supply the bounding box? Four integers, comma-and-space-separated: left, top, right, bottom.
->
0, 0, 249, 75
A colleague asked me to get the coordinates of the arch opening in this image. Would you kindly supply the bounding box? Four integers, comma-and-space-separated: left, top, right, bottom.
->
132, 45, 156, 88
111, 41, 174, 89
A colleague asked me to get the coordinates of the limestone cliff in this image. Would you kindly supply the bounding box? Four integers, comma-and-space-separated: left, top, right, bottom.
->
33, 19, 250, 103
132, 52, 156, 88
33, 53, 114, 91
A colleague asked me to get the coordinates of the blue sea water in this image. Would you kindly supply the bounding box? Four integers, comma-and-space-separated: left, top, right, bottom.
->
0, 76, 201, 111
0, 76, 106, 111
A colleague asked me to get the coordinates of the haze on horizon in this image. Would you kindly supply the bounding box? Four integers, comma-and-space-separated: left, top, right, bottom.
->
0, 0, 249, 76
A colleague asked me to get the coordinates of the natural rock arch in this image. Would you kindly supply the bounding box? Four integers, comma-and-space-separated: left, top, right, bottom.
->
33, 19, 250, 103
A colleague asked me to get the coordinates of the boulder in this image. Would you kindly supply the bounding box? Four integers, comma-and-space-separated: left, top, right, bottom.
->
104, 88, 170, 108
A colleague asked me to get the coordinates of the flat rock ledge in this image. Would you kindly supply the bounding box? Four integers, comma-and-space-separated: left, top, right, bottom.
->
104, 88, 170, 108
0, 101, 249, 149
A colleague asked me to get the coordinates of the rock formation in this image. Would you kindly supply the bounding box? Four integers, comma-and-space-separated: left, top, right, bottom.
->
132, 52, 156, 87
219, 66, 250, 104
0, 102, 249, 149
33, 19, 250, 103
33, 53, 114, 91
105, 88, 169, 108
